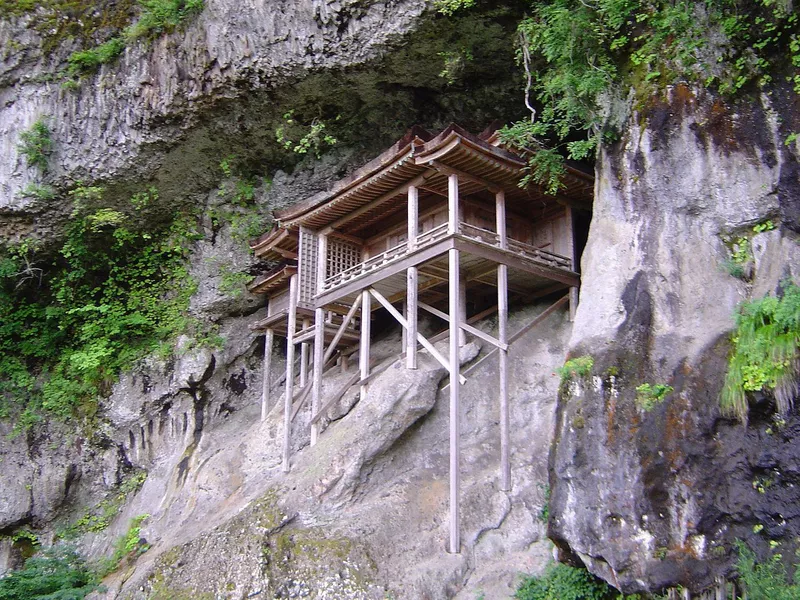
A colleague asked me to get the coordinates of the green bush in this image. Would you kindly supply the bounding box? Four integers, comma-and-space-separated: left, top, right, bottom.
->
0, 189, 202, 425
736, 541, 800, 600
97, 514, 150, 577
17, 119, 53, 171
17, 184, 57, 202
515, 563, 618, 600
0, 545, 99, 600
126, 0, 204, 40
67, 37, 125, 76
635, 383, 673, 412
557, 356, 594, 382
721, 281, 800, 422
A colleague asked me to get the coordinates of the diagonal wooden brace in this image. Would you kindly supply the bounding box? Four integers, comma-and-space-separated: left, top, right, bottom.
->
418, 301, 508, 351
368, 288, 466, 385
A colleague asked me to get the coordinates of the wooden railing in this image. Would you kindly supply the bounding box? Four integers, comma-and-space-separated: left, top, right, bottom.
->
320, 221, 572, 293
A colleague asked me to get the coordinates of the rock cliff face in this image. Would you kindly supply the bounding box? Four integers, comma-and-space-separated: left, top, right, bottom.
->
1, 2, 569, 598
2, 0, 800, 597
549, 84, 800, 594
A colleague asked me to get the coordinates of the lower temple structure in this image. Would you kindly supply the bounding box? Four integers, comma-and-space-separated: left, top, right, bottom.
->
248, 124, 593, 552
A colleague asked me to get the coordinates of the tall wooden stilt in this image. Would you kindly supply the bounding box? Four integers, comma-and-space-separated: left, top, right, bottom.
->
448, 172, 462, 553
311, 233, 327, 446
407, 184, 419, 370
360, 289, 371, 401
300, 318, 310, 387
282, 274, 299, 473
448, 174, 460, 235
311, 307, 324, 445
498, 264, 510, 490
407, 267, 418, 369
565, 206, 579, 322
402, 298, 408, 356
458, 280, 467, 346
261, 328, 274, 422
496, 190, 510, 491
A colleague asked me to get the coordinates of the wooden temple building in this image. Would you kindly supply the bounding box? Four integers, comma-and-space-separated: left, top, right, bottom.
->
248, 124, 593, 553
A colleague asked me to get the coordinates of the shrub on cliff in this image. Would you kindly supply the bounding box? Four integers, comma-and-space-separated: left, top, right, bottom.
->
515, 563, 620, 600
721, 281, 800, 422
0, 546, 99, 600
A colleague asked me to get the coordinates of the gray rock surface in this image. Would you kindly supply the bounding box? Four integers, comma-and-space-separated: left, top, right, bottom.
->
549, 85, 800, 594
0, 0, 428, 219
68, 302, 569, 599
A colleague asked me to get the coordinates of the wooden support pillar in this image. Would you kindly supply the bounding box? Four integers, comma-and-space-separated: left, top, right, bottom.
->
714, 577, 725, 600
496, 189, 510, 491
458, 280, 467, 346
282, 273, 299, 473
261, 328, 274, 422
311, 308, 324, 445
407, 184, 419, 370
448, 173, 460, 235
300, 318, 310, 387
407, 268, 418, 369
311, 233, 327, 446
565, 206, 579, 322
496, 190, 507, 250
448, 246, 461, 554
498, 264, 510, 491
360, 289, 372, 401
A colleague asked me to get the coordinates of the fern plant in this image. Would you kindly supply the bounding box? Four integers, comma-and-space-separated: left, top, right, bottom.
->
721, 281, 800, 422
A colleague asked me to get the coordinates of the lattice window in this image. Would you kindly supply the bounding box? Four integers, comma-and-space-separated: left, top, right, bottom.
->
298, 227, 318, 307
327, 237, 361, 279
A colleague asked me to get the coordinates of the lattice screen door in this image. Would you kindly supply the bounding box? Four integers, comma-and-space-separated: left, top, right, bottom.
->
327, 236, 361, 280
298, 227, 318, 308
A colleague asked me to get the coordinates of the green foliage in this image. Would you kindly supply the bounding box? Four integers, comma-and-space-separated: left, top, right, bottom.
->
515, 563, 619, 600
0, 545, 99, 600
97, 514, 150, 577
721, 281, 800, 422
66, 37, 125, 76
17, 184, 57, 202
32, 0, 202, 79
635, 382, 673, 411
58, 471, 147, 539
18, 119, 53, 172
438, 47, 474, 84
538, 484, 550, 523
496, 0, 800, 193
126, 0, 204, 40
736, 541, 800, 600
753, 220, 777, 234
557, 355, 594, 382
433, 0, 475, 15
276, 111, 338, 158
0, 185, 202, 425
218, 265, 253, 299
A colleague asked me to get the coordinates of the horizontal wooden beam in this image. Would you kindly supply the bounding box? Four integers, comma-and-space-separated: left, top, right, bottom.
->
386, 276, 443, 304
418, 301, 507, 351
429, 160, 503, 194
315, 238, 455, 307
453, 237, 580, 287
275, 248, 298, 260
321, 171, 433, 235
